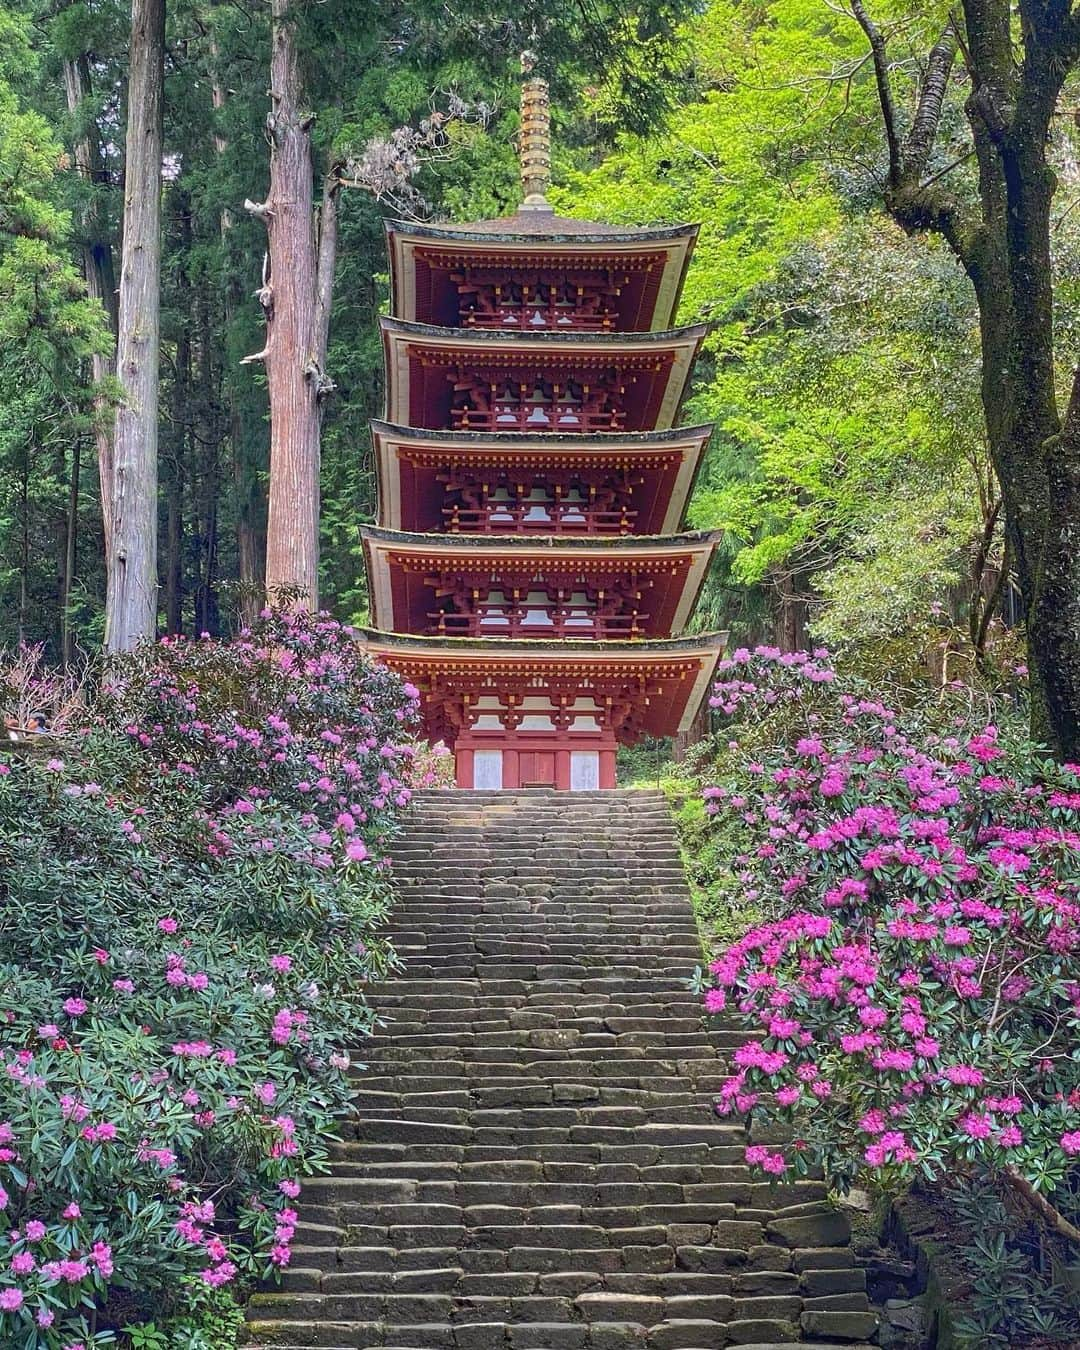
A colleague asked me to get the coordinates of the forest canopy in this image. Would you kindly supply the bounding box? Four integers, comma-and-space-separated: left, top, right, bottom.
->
2, 0, 1078, 737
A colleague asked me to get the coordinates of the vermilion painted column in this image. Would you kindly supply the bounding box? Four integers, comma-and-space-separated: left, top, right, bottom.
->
457, 747, 474, 789
555, 748, 571, 790
600, 749, 617, 789
503, 749, 520, 789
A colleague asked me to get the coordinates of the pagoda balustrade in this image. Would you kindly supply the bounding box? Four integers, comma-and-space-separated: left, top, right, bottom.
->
444, 502, 637, 535
448, 372, 628, 433
425, 577, 653, 639
451, 267, 629, 332
441, 470, 640, 536
428, 607, 648, 638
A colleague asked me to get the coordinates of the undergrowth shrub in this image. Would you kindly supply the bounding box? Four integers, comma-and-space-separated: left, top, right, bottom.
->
697, 649, 1080, 1256
945, 1175, 1080, 1347
0, 611, 422, 1348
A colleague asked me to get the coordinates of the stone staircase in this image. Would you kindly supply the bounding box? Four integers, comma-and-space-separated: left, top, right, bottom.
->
246, 789, 876, 1350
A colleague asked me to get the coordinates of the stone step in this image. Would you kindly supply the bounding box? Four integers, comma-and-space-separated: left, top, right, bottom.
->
347, 1089, 721, 1111
366, 1017, 710, 1035
250, 1287, 819, 1326
299, 1177, 826, 1210
251, 1342, 874, 1350
245, 1320, 876, 1349
328, 1142, 755, 1167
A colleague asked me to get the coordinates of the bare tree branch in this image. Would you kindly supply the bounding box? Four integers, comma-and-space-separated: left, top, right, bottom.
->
848, 0, 902, 188
1003, 1167, 1080, 1245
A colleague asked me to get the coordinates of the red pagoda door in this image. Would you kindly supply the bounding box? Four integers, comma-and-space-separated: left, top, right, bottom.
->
518, 751, 557, 787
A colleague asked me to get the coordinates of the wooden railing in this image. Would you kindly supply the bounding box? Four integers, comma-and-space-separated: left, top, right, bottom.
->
449, 404, 626, 433
427, 608, 647, 638
442, 504, 637, 536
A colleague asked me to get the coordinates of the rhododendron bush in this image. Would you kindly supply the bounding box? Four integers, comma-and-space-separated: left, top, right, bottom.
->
701, 648, 1080, 1238
0, 611, 424, 1347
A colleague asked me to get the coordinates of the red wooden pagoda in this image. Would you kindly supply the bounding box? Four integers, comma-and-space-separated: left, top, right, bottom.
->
359, 72, 725, 789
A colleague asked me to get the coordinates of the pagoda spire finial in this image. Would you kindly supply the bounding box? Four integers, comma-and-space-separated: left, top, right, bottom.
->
518, 50, 553, 214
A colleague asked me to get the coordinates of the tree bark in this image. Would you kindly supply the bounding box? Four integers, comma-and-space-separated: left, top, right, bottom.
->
62, 437, 80, 665
252, 0, 324, 608
210, 29, 266, 625
164, 212, 190, 636
164, 442, 184, 634
1033, 368, 1080, 758
62, 50, 118, 641
105, 0, 165, 653
194, 292, 221, 635
774, 564, 810, 653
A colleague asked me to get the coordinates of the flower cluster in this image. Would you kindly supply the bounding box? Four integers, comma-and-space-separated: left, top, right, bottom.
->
101, 607, 429, 869
701, 648, 1080, 1217
0, 611, 420, 1346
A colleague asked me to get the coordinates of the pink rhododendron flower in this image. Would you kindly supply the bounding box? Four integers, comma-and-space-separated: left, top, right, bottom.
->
1060, 1130, 1080, 1156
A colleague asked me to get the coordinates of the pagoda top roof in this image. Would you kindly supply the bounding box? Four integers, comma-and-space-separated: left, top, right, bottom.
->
384, 214, 700, 332
386, 213, 698, 244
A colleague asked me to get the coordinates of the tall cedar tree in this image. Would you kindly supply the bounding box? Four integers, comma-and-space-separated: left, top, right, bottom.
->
245, 0, 337, 608
851, 0, 1080, 760
105, 0, 165, 651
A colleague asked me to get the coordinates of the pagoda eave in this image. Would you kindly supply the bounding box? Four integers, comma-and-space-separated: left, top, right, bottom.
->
380, 319, 707, 434
385, 217, 699, 333
361, 525, 721, 640
371, 420, 714, 535
357, 628, 726, 740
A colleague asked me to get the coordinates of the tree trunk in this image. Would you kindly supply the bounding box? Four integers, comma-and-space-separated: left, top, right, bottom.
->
252, 0, 323, 608
164, 232, 190, 635
164, 446, 184, 634
1032, 370, 1080, 762
211, 33, 266, 625
62, 50, 118, 625
194, 292, 221, 635
773, 565, 809, 653
62, 437, 80, 665
105, 0, 165, 653
18, 449, 29, 646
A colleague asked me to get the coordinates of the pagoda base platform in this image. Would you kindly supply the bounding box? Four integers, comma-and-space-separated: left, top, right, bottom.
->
455, 731, 616, 790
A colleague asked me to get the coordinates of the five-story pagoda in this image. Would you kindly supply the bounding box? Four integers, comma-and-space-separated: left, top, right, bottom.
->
360, 69, 725, 790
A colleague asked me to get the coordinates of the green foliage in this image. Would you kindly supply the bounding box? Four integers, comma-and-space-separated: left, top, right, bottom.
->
121, 1283, 244, 1349
558, 0, 997, 657
947, 1176, 1080, 1348
668, 776, 763, 947
0, 38, 108, 654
